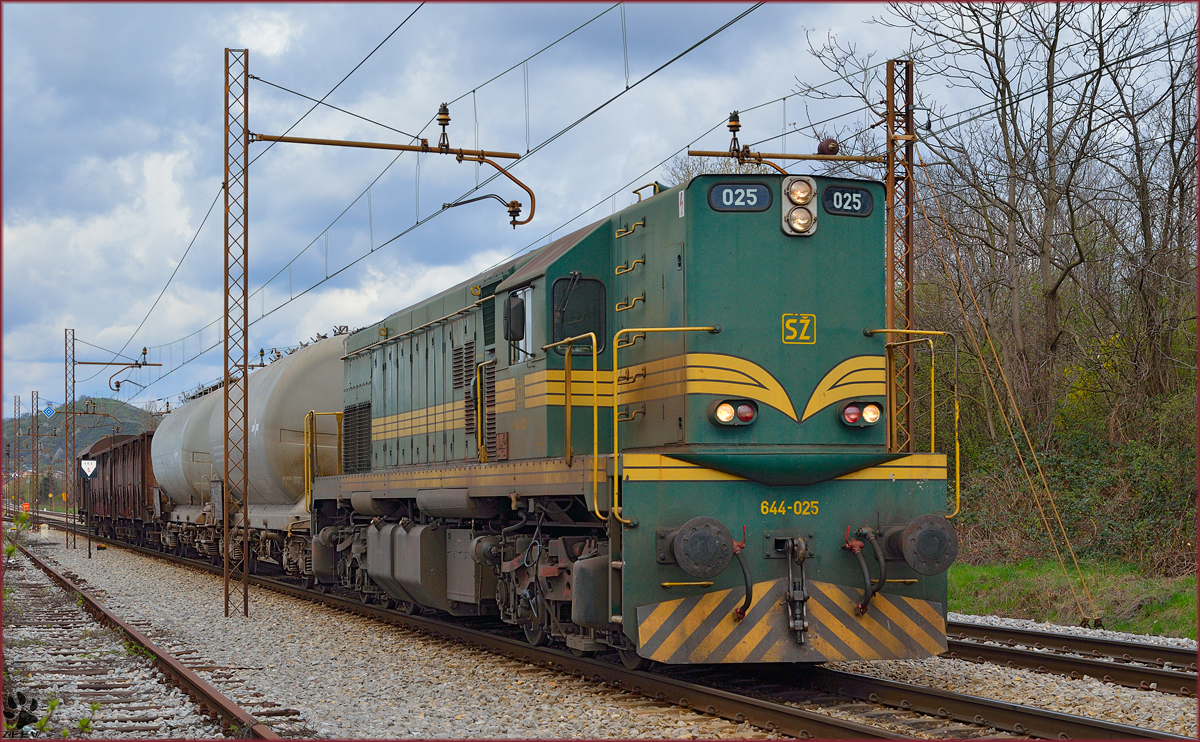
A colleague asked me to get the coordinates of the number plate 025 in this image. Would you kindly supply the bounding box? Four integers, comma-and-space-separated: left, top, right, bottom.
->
708, 183, 772, 212
822, 186, 873, 217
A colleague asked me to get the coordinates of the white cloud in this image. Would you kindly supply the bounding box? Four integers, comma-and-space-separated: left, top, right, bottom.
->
229, 9, 303, 60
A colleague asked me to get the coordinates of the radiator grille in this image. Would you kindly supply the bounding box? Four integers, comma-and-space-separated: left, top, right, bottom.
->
343, 402, 372, 473
452, 340, 474, 390
484, 363, 497, 459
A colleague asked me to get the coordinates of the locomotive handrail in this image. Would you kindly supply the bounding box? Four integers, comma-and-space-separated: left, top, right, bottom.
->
886, 339, 935, 450
865, 328, 960, 519
474, 360, 497, 463
541, 333, 600, 520
611, 326, 720, 526
303, 411, 344, 514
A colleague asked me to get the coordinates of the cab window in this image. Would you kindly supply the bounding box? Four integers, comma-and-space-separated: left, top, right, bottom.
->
551, 275, 605, 354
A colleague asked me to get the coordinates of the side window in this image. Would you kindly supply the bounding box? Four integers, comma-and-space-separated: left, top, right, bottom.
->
507, 286, 533, 364
551, 275, 606, 354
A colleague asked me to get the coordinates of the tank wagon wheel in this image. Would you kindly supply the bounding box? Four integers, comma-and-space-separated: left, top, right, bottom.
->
618, 647, 650, 672
522, 623, 551, 647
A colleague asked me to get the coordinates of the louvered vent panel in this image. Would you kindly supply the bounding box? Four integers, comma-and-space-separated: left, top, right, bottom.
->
342, 402, 372, 473
484, 363, 497, 459
461, 340, 477, 437
452, 340, 474, 390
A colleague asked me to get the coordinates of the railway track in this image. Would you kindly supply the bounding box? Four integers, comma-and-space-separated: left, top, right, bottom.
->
22, 511, 1191, 740
7, 539, 280, 739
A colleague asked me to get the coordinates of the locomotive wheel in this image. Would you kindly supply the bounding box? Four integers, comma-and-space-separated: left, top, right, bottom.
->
569, 647, 593, 658
523, 623, 550, 647
618, 647, 649, 671
395, 601, 418, 615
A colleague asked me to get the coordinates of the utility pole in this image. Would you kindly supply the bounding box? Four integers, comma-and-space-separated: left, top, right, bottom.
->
30, 391, 39, 526
11, 396, 20, 514
885, 59, 916, 453
224, 47, 251, 617
65, 329, 77, 547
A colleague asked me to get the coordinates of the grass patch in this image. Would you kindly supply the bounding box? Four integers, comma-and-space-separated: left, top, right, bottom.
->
949, 559, 1197, 640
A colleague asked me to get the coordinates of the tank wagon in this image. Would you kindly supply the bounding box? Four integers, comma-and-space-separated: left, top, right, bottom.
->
82, 170, 958, 670
145, 336, 344, 566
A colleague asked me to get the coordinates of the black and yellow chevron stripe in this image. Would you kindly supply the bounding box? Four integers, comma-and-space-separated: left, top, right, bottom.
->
635, 578, 946, 664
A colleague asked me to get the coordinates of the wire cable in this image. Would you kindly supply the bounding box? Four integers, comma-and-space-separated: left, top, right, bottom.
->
249, 77, 420, 140
129, 3, 761, 393
78, 187, 223, 383
139, 4, 624, 360
249, 2, 425, 167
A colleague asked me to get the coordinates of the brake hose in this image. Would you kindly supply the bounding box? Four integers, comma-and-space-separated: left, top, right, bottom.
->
865, 530, 887, 601
732, 550, 753, 621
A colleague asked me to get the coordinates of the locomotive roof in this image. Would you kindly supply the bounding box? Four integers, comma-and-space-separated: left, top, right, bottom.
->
347, 217, 605, 354
496, 219, 603, 293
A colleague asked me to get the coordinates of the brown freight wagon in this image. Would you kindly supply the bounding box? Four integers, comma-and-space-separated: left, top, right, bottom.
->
77, 431, 162, 546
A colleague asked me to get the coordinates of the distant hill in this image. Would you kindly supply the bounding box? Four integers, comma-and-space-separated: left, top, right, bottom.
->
2, 397, 157, 468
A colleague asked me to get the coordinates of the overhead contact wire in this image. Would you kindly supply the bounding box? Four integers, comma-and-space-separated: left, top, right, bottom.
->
135, 4, 622, 370
249, 2, 425, 167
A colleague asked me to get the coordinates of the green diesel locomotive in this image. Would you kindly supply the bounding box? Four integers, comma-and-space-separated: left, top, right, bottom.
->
310, 171, 958, 668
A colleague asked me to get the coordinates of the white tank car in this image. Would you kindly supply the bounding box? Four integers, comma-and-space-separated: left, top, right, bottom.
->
151, 337, 344, 529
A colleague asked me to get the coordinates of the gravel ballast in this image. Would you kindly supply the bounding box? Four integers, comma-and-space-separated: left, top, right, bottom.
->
827, 654, 1196, 737
26, 534, 1196, 738
4, 549, 223, 739
29, 539, 772, 739
949, 610, 1199, 650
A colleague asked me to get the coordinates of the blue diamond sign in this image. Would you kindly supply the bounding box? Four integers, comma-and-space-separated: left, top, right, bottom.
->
42, 405, 54, 419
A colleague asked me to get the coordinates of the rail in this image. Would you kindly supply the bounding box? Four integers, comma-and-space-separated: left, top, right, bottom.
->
610, 326, 719, 525
540, 334, 601, 520
26, 513, 1191, 740
16, 543, 280, 739
865, 328, 960, 518
303, 411, 343, 514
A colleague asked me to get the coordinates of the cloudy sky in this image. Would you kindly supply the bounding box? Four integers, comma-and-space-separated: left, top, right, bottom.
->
4, 2, 926, 411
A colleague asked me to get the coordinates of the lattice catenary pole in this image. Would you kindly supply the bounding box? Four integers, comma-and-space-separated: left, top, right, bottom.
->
30, 391, 39, 525
65, 329, 77, 547
885, 59, 916, 453
12, 396, 20, 512
223, 48, 251, 617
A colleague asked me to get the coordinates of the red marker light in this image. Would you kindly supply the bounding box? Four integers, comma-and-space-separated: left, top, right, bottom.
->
843, 405, 861, 424
736, 404, 756, 422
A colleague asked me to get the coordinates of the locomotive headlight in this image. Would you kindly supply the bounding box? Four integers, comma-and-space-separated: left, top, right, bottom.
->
711, 400, 757, 426
839, 400, 882, 427
788, 207, 814, 232
787, 179, 814, 205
